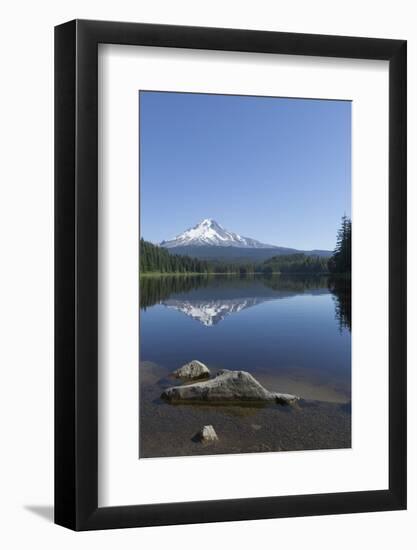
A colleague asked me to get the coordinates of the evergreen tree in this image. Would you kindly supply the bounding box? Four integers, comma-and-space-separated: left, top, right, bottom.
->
328, 216, 351, 274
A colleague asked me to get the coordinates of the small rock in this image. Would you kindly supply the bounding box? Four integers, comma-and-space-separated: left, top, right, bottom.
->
196, 425, 218, 443
172, 360, 210, 380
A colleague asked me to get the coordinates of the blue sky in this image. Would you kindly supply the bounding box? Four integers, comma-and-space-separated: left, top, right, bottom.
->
140, 91, 351, 251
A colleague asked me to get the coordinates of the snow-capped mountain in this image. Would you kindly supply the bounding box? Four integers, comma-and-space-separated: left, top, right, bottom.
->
160, 218, 276, 249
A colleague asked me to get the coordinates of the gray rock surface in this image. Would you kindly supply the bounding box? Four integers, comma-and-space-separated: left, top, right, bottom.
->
162, 369, 299, 404
196, 425, 219, 443
172, 360, 210, 380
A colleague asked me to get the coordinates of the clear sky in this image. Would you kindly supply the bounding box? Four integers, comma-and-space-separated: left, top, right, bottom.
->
140, 91, 351, 251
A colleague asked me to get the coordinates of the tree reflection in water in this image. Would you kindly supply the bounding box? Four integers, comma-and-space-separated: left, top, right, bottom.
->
328, 276, 351, 332
140, 273, 351, 334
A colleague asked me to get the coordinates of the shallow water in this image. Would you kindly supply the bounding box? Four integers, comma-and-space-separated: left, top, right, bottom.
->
139, 274, 351, 458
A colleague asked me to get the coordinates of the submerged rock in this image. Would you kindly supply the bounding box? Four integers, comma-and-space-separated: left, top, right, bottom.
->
172, 360, 210, 380
162, 369, 299, 404
195, 425, 219, 443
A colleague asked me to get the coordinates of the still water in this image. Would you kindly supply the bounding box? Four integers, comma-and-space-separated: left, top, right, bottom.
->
140, 274, 351, 404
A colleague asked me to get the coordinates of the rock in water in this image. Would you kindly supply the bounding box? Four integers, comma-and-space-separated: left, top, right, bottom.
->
162, 369, 299, 404
196, 425, 219, 443
172, 360, 210, 380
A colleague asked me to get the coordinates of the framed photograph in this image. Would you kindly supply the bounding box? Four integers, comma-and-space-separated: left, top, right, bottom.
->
55, 20, 406, 530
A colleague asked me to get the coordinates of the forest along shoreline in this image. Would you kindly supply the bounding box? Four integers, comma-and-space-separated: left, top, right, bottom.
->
140, 216, 351, 277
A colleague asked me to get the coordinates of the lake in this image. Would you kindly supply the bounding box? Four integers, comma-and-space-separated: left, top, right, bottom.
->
139, 274, 351, 458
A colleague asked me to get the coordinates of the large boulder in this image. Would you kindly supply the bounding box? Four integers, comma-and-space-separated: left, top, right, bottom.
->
172, 360, 210, 380
162, 369, 299, 404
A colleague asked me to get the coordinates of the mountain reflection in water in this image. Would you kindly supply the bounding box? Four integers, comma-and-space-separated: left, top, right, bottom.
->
139, 273, 352, 458
140, 274, 350, 331
164, 296, 270, 326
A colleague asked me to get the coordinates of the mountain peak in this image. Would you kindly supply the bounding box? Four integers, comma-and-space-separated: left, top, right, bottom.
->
200, 218, 218, 228
199, 218, 224, 229
160, 219, 276, 249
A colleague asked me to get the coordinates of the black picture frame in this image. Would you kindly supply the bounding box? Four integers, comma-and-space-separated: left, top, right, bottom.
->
55, 19, 407, 531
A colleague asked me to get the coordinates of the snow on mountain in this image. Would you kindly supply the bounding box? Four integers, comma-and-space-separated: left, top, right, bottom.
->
160, 219, 277, 249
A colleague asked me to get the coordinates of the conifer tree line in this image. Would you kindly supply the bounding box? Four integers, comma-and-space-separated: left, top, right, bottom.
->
140, 238, 211, 273
328, 215, 351, 274
140, 216, 351, 276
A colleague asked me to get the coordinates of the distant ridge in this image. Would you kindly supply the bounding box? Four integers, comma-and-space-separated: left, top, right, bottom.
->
164, 245, 331, 262
159, 219, 331, 261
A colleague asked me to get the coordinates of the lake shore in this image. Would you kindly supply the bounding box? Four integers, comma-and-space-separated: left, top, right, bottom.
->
139, 361, 351, 459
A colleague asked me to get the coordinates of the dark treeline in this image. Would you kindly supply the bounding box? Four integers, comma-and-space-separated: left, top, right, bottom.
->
261, 253, 328, 274
328, 215, 351, 274
140, 216, 351, 276
141, 241, 331, 275
140, 238, 211, 274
